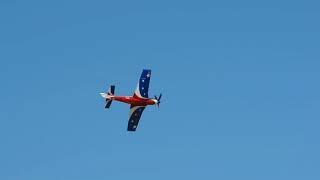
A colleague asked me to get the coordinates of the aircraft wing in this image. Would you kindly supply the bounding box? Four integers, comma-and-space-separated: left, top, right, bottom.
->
134, 69, 151, 98
127, 105, 146, 131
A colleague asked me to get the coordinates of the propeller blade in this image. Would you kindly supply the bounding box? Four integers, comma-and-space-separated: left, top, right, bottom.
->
154, 94, 162, 108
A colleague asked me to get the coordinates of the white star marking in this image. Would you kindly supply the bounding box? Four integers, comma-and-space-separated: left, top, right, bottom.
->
146, 74, 150, 78
133, 125, 137, 129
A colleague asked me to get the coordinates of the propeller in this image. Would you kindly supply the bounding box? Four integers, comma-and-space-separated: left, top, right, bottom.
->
154, 93, 162, 107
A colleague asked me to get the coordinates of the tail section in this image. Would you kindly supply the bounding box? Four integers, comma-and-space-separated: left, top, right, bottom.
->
108, 85, 115, 96
104, 99, 113, 108
100, 85, 115, 108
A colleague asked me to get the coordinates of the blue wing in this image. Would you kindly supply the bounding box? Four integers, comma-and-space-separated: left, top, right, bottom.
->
134, 69, 151, 98
127, 106, 146, 131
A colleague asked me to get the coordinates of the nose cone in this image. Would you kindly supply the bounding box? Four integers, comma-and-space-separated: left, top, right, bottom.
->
152, 99, 158, 105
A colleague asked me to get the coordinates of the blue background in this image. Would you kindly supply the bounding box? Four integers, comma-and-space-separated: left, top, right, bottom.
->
1, 0, 320, 179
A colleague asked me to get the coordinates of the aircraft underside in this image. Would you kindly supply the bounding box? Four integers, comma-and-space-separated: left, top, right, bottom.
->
100, 69, 162, 131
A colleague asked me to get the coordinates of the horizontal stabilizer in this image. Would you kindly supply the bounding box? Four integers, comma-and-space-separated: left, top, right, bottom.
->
101, 85, 116, 109
105, 100, 112, 108
109, 85, 115, 95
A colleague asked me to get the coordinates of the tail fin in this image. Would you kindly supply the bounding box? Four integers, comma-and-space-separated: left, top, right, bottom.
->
100, 85, 115, 109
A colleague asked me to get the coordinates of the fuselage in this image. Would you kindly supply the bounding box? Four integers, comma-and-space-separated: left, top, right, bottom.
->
109, 95, 157, 107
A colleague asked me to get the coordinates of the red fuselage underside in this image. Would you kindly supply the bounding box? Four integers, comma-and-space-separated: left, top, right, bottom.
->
111, 96, 155, 106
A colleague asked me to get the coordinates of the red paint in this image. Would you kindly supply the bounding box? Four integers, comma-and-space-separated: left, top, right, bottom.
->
110, 94, 156, 107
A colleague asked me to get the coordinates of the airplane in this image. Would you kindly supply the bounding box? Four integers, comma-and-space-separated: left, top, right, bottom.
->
100, 69, 162, 131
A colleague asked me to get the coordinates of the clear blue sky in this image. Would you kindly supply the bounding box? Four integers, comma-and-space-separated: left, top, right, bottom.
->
1, 0, 320, 179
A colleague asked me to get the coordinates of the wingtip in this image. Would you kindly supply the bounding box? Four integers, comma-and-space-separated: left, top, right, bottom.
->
127, 128, 137, 132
